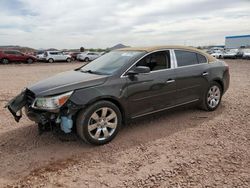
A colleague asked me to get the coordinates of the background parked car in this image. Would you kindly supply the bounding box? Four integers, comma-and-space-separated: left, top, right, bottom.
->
44, 51, 72, 63
35, 50, 46, 61
0, 50, 36, 64
77, 52, 100, 62
211, 50, 224, 59
223, 49, 238, 59
69, 52, 81, 61
242, 49, 250, 59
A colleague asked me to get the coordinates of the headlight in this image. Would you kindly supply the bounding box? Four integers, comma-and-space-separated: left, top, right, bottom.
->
32, 91, 73, 110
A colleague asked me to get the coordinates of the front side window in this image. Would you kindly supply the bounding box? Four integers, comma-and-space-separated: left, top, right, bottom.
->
136, 51, 170, 71
175, 50, 199, 67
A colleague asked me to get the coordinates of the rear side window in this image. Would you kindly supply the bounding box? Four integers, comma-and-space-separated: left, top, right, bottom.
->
175, 50, 198, 67
4, 51, 16, 54
197, 54, 207, 64
50, 52, 58, 55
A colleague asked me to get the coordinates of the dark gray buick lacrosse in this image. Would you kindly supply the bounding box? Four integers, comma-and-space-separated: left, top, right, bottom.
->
6, 45, 230, 145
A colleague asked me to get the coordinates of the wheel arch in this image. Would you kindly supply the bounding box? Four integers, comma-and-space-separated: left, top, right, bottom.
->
75, 96, 127, 125
212, 78, 224, 93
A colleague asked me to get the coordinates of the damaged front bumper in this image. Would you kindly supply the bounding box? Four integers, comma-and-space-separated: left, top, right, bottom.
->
5, 89, 80, 133
5, 90, 27, 122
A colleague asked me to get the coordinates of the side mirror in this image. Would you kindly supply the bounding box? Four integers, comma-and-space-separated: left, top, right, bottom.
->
127, 66, 150, 76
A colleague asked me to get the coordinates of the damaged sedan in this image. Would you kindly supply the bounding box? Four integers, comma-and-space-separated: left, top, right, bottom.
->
6, 46, 230, 145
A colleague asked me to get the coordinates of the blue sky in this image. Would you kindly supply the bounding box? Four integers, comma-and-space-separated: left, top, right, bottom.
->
0, 0, 250, 49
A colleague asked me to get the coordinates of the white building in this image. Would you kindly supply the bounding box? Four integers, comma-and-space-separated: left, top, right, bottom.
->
225, 35, 250, 49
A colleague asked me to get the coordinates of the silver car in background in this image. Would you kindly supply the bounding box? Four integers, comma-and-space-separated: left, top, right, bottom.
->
77, 52, 101, 62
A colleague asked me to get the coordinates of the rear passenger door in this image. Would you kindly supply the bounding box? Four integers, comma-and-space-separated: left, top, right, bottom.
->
174, 50, 210, 104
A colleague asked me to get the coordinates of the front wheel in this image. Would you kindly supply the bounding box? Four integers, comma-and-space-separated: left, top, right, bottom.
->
1, 58, 9, 64
201, 82, 222, 111
76, 101, 122, 145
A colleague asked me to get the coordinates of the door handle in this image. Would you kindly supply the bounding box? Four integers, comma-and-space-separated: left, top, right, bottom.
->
166, 79, 175, 84
202, 72, 209, 76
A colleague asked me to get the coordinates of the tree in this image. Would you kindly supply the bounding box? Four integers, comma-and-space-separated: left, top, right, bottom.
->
80, 47, 85, 52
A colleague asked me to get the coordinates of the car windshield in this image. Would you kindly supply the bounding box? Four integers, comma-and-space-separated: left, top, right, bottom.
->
80, 51, 144, 75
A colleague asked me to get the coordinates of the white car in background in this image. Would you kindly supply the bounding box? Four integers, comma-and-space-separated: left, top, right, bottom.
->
242, 49, 250, 59
77, 52, 100, 62
44, 51, 72, 63
211, 50, 224, 59
223, 49, 238, 59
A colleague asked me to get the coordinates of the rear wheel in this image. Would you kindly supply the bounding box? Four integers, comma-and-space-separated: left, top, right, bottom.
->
201, 82, 222, 111
66, 58, 71, 63
48, 58, 54, 63
27, 58, 34, 64
84, 57, 89, 62
76, 101, 122, 145
1, 58, 9, 64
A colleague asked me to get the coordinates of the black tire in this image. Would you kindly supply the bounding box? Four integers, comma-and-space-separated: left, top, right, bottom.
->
200, 81, 222, 111
76, 101, 122, 145
1, 58, 9, 64
27, 58, 34, 64
48, 58, 54, 63
66, 58, 71, 63
84, 57, 89, 62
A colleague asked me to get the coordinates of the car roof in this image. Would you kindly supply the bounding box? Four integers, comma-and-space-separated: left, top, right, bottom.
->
117, 45, 216, 62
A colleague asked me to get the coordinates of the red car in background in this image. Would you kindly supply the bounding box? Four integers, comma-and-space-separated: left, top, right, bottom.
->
0, 50, 36, 64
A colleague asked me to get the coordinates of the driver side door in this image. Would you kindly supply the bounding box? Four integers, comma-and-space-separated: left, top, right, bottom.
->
126, 50, 177, 118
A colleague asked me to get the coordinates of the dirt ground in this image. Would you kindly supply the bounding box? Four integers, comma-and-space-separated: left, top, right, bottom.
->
0, 60, 249, 188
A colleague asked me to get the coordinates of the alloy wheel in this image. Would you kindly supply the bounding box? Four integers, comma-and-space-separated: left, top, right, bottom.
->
207, 85, 221, 108
88, 107, 118, 141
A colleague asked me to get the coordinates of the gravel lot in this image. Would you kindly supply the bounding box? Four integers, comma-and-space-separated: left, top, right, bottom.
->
0, 60, 249, 188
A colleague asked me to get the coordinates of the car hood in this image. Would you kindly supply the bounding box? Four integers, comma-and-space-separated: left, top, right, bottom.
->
28, 70, 109, 96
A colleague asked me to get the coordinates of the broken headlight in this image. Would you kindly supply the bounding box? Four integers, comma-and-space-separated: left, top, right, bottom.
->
32, 91, 73, 110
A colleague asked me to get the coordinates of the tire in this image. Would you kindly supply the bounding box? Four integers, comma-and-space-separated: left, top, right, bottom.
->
48, 58, 54, 63
27, 58, 34, 64
66, 58, 71, 63
84, 57, 89, 62
1, 58, 9, 64
200, 81, 222, 111
76, 101, 122, 145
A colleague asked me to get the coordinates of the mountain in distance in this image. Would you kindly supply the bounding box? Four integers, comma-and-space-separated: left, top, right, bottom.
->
108, 43, 129, 51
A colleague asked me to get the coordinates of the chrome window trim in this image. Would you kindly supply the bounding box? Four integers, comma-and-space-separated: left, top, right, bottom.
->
173, 49, 208, 68
120, 49, 174, 78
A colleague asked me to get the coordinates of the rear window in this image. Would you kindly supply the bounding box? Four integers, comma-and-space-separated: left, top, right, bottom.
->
175, 50, 199, 67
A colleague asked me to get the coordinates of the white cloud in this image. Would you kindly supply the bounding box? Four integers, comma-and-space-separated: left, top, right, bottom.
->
0, 0, 249, 49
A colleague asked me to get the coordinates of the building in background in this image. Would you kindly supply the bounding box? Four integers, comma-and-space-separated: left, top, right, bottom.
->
225, 35, 250, 49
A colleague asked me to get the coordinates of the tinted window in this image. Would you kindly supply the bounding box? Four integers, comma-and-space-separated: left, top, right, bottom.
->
175, 50, 198, 67
197, 54, 207, 64
50, 52, 58, 55
136, 51, 170, 71
4, 51, 16, 54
